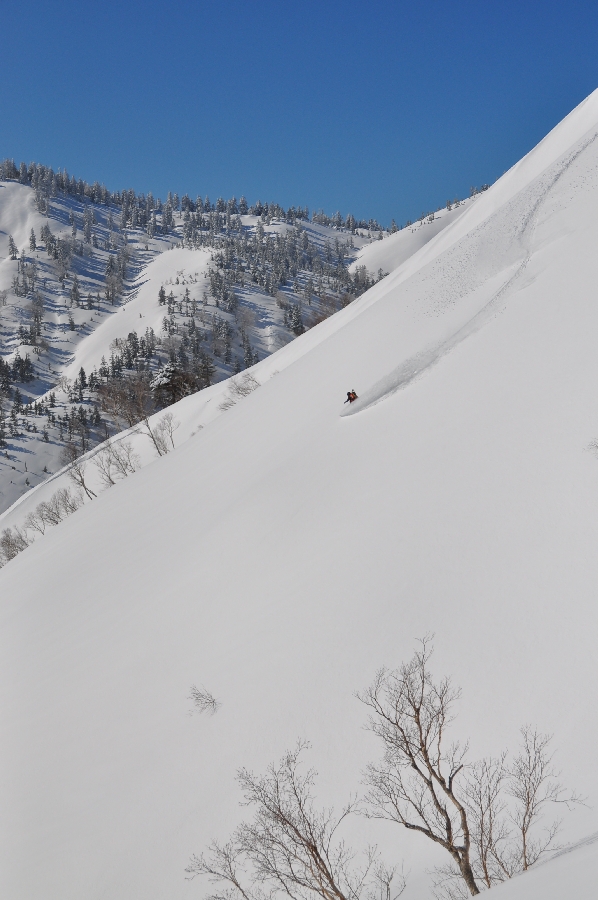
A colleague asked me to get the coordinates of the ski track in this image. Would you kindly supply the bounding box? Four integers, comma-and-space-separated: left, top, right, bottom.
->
342, 127, 598, 416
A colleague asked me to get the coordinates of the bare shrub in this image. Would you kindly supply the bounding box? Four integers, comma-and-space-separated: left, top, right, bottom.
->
188, 685, 221, 716
219, 373, 260, 410
0, 487, 84, 568
0, 526, 31, 565
187, 741, 405, 900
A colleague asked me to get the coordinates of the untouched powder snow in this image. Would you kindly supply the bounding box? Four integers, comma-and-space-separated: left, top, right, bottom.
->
0, 182, 47, 265
348, 196, 473, 278
477, 833, 598, 900
3, 90, 598, 900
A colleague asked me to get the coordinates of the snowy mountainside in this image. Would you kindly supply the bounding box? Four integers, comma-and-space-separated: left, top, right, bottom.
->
0, 181, 175, 512
3, 88, 598, 900
0, 179, 396, 516
348, 194, 473, 277
0, 214, 477, 541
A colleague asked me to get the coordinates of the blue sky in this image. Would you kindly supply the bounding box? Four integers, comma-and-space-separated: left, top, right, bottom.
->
2, 0, 597, 225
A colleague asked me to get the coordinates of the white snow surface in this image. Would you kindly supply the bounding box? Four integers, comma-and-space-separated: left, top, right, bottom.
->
348, 198, 472, 278
483, 833, 598, 899
3, 89, 598, 900
0, 181, 47, 265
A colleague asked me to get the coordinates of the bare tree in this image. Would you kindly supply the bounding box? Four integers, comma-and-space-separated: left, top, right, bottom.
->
508, 726, 582, 871
98, 375, 166, 456
462, 755, 512, 889
60, 442, 96, 499
97, 378, 144, 429
24, 507, 49, 536
0, 525, 31, 565
92, 439, 140, 488
187, 742, 405, 900
358, 638, 479, 896
154, 412, 181, 453
358, 641, 583, 899
36, 487, 83, 524
24, 488, 84, 534
0, 487, 84, 567
56, 375, 72, 394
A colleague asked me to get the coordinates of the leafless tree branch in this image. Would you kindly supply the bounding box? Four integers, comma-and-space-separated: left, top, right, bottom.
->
188, 743, 405, 900
189, 685, 221, 716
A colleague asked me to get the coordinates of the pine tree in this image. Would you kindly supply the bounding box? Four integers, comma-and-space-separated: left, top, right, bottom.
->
70, 275, 81, 307
244, 342, 254, 369
8, 235, 17, 260
29, 228, 36, 251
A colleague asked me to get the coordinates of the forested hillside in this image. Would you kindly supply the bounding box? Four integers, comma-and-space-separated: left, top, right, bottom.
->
0, 161, 394, 516
0, 159, 474, 525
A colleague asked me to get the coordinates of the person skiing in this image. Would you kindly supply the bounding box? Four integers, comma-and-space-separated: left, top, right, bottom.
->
344, 390, 358, 403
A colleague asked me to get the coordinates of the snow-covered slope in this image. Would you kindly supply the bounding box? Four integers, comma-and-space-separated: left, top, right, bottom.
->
0, 181, 47, 258
349, 196, 473, 277
0, 182, 379, 515
3, 89, 598, 900
483, 834, 598, 900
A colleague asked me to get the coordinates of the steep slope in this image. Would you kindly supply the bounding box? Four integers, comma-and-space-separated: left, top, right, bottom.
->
0, 181, 47, 256
481, 834, 598, 900
0, 183, 173, 512
2, 89, 598, 900
348, 195, 473, 277
0, 179, 378, 515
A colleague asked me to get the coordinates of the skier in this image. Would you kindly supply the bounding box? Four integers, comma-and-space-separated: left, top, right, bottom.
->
344, 390, 358, 403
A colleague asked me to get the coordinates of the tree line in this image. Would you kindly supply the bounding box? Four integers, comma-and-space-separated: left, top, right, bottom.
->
0, 156, 408, 234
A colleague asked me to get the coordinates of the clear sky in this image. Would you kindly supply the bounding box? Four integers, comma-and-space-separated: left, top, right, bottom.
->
1, 0, 597, 226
